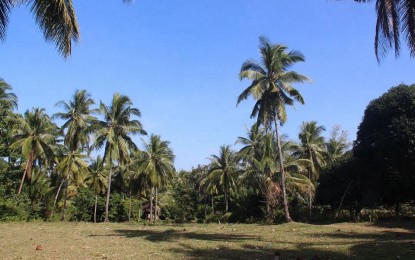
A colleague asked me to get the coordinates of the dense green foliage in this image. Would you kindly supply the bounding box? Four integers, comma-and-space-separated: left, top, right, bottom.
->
354, 84, 415, 211
1, 78, 414, 223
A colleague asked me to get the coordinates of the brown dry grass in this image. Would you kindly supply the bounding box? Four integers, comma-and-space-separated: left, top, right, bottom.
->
0, 221, 414, 259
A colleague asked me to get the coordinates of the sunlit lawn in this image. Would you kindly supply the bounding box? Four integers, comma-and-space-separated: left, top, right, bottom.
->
0, 221, 414, 259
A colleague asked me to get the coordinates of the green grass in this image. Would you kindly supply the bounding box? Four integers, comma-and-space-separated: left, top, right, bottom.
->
0, 221, 414, 259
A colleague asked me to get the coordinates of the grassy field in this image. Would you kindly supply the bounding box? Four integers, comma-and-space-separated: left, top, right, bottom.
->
0, 221, 414, 259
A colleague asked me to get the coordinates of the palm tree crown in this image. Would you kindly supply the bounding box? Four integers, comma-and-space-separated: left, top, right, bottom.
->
54, 89, 96, 152
355, 0, 415, 60
0, 78, 17, 109
237, 36, 310, 129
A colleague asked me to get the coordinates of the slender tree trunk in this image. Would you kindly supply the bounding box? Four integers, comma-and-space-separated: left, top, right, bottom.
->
337, 180, 353, 214
18, 152, 33, 195
50, 178, 66, 219
138, 193, 142, 220
308, 170, 312, 216
224, 184, 228, 212
204, 195, 208, 223
155, 187, 158, 222
274, 120, 292, 222
211, 194, 214, 213
104, 167, 112, 222
60, 170, 72, 221
128, 189, 132, 222
94, 195, 98, 223
150, 187, 154, 222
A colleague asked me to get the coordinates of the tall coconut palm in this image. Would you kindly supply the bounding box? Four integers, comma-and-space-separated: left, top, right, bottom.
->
93, 93, 146, 222
297, 121, 326, 181
237, 37, 310, 222
204, 145, 239, 213
355, 0, 415, 60
136, 134, 175, 222
85, 155, 108, 223
10, 108, 56, 195
54, 89, 95, 221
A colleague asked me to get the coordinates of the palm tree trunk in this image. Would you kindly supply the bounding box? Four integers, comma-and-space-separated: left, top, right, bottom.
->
128, 189, 132, 222
155, 186, 158, 222
50, 178, 66, 219
211, 193, 214, 213
94, 195, 98, 223
274, 120, 292, 223
60, 170, 71, 221
204, 195, 208, 223
18, 151, 33, 195
150, 187, 154, 222
308, 170, 312, 216
104, 167, 112, 222
224, 183, 228, 212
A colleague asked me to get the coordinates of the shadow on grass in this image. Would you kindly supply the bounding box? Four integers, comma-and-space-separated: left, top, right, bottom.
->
170, 242, 344, 260
312, 226, 415, 260
90, 225, 415, 259
96, 228, 257, 243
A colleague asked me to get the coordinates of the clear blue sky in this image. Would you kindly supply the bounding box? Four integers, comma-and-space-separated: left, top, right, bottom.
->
0, 0, 414, 170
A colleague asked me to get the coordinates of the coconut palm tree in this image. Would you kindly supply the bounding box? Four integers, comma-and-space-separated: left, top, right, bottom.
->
56, 149, 89, 220
136, 134, 175, 222
54, 89, 96, 152
355, 0, 415, 60
204, 145, 239, 213
93, 93, 146, 222
85, 155, 108, 223
10, 108, 56, 195
326, 125, 350, 164
54, 89, 95, 221
297, 121, 326, 181
237, 37, 310, 222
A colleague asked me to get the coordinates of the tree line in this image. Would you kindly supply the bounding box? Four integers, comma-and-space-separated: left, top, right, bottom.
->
1, 38, 414, 223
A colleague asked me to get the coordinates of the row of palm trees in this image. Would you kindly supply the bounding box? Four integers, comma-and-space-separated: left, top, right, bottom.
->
0, 81, 175, 222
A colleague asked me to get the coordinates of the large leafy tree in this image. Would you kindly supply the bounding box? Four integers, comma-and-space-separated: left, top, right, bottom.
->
204, 145, 239, 212
93, 93, 146, 222
136, 134, 175, 222
355, 0, 415, 60
10, 108, 57, 194
237, 37, 310, 222
354, 83, 415, 213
